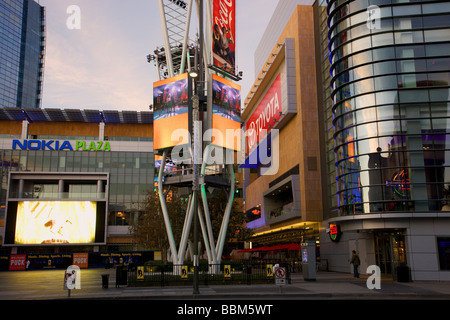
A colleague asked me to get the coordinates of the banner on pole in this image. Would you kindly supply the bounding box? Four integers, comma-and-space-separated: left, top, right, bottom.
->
212, 0, 236, 74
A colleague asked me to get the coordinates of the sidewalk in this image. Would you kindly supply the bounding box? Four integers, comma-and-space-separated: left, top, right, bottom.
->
1, 269, 450, 300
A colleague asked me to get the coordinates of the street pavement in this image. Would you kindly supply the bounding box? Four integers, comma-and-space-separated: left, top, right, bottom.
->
0, 268, 449, 300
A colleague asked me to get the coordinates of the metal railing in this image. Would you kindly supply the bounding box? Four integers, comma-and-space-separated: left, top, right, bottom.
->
126, 261, 295, 287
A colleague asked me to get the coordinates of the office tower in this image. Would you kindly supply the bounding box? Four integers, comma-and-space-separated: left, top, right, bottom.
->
0, 0, 45, 108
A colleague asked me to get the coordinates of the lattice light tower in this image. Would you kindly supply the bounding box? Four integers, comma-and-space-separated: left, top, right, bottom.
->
148, 0, 196, 80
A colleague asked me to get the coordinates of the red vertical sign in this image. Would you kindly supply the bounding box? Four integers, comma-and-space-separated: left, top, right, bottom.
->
9, 254, 26, 271
246, 74, 282, 153
213, 0, 236, 73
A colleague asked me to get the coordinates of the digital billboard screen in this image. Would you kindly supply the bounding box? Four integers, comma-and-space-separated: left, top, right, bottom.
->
212, 74, 241, 151
4, 201, 106, 245
15, 201, 96, 244
153, 73, 190, 151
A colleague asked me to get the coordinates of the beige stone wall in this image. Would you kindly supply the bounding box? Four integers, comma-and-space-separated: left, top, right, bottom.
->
243, 5, 322, 230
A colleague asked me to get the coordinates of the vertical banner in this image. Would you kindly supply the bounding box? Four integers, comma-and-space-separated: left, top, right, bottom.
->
224, 265, 231, 278
137, 266, 145, 281
181, 266, 189, 279
213, 0, 236, 73
266, 264, 274, 278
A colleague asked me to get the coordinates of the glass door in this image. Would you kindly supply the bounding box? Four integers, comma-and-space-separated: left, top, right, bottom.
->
375, 233, 392, 275
392, 232, 407, 280
375, 231, 407, 279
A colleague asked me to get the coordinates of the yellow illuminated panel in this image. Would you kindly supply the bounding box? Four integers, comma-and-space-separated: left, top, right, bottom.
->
153, 113, 189, 151
212, 114, 241, 151
14, 201, 97, 244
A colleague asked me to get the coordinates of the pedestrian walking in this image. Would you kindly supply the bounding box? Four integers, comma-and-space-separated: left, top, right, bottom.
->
350, 250, 360, 278
26, 259, 30, 271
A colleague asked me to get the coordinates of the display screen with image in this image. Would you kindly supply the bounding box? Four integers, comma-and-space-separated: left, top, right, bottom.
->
153, 73, 190, 151
212, 74, 241, 151
14, 201, 97, 244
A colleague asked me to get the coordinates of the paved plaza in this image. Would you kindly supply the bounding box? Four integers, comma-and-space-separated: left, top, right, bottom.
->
0, 268, 449, 300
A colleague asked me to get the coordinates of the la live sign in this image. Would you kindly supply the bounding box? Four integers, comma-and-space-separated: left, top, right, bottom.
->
246, 74, 282, 153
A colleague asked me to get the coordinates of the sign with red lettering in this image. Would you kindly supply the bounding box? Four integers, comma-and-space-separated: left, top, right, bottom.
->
328, 224, 342, 242
72, 253, 88, 268
246, 74, 282, 153
213, 0, 236, 73
9, 254, 26, 271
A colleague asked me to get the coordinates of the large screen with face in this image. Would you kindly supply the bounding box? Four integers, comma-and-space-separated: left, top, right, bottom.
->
5, 201, 106, 245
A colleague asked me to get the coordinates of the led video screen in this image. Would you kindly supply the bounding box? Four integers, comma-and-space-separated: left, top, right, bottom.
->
153, 73, 190, 151
13, 201, 97, 245
212, 74, 241, 151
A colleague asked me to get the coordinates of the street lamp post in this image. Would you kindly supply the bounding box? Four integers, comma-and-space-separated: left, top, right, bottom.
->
191, 91, 200, 295
191, 0, 205, 295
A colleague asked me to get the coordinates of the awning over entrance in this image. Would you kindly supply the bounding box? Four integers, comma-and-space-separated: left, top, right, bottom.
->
239, 243, 302, 253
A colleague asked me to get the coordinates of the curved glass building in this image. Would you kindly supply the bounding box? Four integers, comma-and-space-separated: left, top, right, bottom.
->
319, 0, 450, 280
329, 0, 450, 215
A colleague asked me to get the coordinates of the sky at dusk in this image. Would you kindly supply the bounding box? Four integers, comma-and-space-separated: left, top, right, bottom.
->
37, 0, 279, 111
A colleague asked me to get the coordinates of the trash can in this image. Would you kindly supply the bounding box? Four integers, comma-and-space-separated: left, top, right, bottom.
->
396, 265, 410, 282
115, 266, 128, 287
101, 274, 109, 288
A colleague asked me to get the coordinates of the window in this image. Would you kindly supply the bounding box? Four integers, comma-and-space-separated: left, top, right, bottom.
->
437, 238, 450, 270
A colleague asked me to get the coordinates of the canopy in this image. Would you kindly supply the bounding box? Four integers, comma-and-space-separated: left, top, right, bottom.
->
239, 243, 302, 253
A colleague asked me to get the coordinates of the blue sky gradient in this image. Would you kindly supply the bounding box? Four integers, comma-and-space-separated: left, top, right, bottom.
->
38, 0, 278, 111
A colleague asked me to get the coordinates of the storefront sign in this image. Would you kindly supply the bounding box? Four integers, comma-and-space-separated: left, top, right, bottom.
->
72, 253, 88, 268
9, 254, 26, 271
246, 74, 282, 153
12, 140, 111, 152
327, 224, 342, 242
389, 169, 410, 198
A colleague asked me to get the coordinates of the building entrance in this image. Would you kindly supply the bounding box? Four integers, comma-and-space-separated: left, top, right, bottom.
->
374, 231, 407, 279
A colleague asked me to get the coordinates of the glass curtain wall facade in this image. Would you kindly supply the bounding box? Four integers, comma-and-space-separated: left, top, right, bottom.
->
0, 0, 45, 108
0, 149, 155, 227
328, 0, 450, 216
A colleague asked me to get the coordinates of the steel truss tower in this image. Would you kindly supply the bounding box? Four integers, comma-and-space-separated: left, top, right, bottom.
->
152, 0, 236, 273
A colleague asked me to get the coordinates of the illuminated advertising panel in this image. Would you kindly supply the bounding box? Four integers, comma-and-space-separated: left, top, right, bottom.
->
14, 201, 97, 245
213, 0, 236, 73
212, 74, 241, 151
246, 73, 282, 153
9, 254, 26, 271
153, 73, 190, 151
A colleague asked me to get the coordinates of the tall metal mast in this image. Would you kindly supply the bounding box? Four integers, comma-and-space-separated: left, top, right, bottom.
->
150, 0, 236, 279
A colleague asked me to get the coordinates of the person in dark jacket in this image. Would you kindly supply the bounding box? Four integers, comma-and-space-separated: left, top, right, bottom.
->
350, 250, 360, 278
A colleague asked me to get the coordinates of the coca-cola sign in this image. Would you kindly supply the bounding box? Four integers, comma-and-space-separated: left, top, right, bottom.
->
246, 74, 282, 153
212, 0, 236, 73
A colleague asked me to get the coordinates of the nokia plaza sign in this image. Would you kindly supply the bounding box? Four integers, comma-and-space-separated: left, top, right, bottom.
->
12, 140, 112, 152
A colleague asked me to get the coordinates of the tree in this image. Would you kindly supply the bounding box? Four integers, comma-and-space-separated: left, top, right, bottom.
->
131, 187, 253, 262
130, 189, 187, 263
